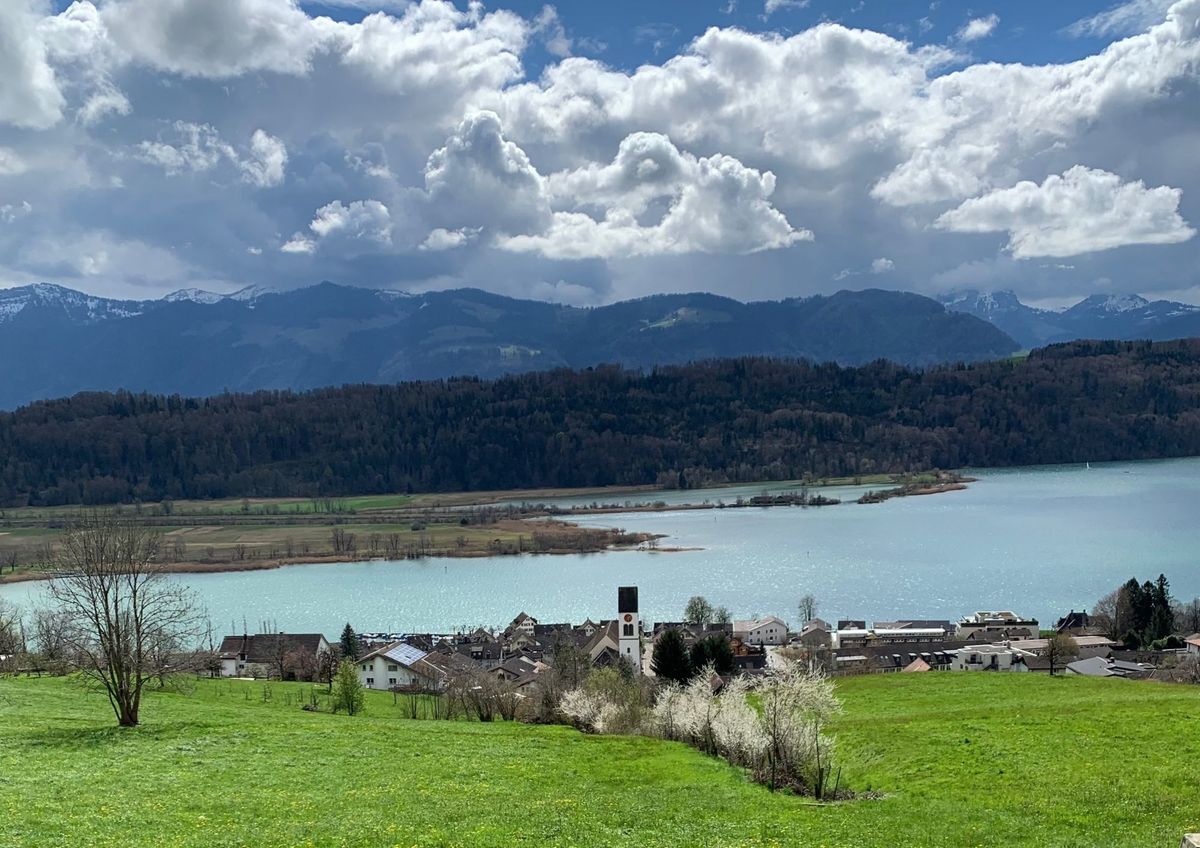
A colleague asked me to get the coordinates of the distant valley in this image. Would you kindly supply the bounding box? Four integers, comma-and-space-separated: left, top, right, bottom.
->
0, 283, 1016, 410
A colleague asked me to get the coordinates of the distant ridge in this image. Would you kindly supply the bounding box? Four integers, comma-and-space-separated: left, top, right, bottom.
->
940, 289, 1200, 348
0, 282, 1017, 410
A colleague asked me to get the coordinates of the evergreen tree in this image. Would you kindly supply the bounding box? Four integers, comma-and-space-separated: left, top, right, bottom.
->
651, 628, 693, 684
690, 634, 736, 676
339, 623, 360, 660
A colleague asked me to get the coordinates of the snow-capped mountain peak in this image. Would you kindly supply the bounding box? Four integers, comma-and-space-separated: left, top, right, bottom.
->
227, 285, 278, 303
1071, 293, 1150, 314
163, 288, 226, 305
0, 283, 144, 324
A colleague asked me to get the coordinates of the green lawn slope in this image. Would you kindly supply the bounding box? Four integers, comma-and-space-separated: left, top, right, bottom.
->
1, 673, 1197, 847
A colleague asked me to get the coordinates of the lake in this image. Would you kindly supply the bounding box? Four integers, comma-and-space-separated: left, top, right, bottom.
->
2, 458, 1198, 635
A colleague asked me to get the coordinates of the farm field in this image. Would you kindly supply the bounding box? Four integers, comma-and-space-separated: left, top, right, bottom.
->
1, 673, 1197, 847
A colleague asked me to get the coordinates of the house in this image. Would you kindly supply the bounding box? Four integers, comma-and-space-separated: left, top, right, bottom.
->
955, 611, 1039, 642
1008, 635, 1116, 659
837, 620, 866, 630
1186, 634, 1200, 656
873, 620, 954, 638
582, 620, 620, 665
505, 612, 538, 639
1066, 656, 1155, 679
949, 644, 1032, 672
356, 641, 472, 691
834, 628, 950, 648
1053, 610, 1105, 635
794, 620, 832, 648
830, 641, 961, 675
733, 616, 788, 646
218, 633, 329, 679
492, 654, 547, 682
902, 658, 932, 673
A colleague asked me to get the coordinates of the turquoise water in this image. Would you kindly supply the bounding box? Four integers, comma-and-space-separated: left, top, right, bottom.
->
3, 458, 1198, 635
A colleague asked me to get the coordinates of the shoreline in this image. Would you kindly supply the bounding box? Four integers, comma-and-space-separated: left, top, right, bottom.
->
0, 538, 691, 585
0, 472, 974, 584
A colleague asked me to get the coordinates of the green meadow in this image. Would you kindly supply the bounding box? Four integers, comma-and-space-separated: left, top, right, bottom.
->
1, 673, 1197, 847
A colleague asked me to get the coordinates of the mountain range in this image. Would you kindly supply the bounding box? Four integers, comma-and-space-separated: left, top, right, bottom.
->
0, 282, 1018, 410
939, 290, 1200, 348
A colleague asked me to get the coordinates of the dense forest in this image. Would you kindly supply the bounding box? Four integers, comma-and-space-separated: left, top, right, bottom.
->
1, 339, 1199, 507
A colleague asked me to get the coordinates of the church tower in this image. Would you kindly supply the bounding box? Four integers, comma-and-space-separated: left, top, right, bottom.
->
617, 586, 641, 674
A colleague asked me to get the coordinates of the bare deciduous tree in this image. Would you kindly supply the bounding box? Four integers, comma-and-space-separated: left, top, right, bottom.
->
1044, 633, 1079, 676
798, 594, 818, 627
0, 599, 23, 659
47, 513, 205, 727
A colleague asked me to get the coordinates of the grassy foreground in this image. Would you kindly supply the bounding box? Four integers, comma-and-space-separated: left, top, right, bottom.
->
1, 673, 1197, 847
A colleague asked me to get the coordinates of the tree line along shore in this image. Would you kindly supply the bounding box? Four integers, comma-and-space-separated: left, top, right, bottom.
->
1, 339, 1197, 508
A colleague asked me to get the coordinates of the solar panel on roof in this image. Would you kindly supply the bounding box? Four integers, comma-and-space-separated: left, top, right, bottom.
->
383, 643, 428, 666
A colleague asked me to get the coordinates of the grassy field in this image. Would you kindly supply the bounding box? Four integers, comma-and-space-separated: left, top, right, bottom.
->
1, 673, 1197, 847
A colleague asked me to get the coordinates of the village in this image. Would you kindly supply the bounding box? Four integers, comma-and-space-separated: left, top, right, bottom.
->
214, 587, 1200, 693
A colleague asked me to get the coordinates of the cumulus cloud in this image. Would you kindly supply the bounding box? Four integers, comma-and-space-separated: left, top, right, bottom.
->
339, 3, 528, 109
1, 0, 1199, 305
420, 228, 478, 251
0, 0, 66, 129
135, 123, 287, 187
957, 14, 1000, 42
870, 257, 895, 273
424, 111, 552, 235
282, 199, 392, 254
100, 0, 337, 78
503, 132, 810, 259
934, 166, 1196, 258
240, 130, 289, 188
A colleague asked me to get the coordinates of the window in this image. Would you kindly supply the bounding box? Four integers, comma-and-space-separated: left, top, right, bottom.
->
387, 664, 398, 671
366, 677, 374, 685
388, 677, 396, 685
361, 664, 367, 671
622, 623, 634, 637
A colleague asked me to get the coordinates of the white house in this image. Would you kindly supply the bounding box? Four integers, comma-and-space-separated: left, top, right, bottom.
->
949, 644, 1033, 672
955, 611, 1039, 642
1186, 634, 1200, 656
734, 616, 789, 646
356, 642, 464, 691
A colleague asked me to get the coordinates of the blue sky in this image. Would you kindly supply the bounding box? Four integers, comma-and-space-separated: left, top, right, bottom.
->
3, 0, 1197, 307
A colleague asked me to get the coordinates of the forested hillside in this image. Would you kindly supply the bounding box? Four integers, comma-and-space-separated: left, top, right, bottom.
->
2, 339, 1199, 507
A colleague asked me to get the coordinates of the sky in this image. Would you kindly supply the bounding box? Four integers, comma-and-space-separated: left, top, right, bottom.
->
0, 0, 1197, 307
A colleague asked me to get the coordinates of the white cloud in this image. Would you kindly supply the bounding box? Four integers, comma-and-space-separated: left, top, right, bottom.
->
870, 257, 895, 273
502, 132, 810, 259
957, 14, 999, 42
283, 199, 392, 254
934, 166, 1196, 258
420, 228, 478, 251
424, 111, 552, 235
0, 148, 28, 176
100, 0, 337, 78
1067, 0, 1174, 37
339, 3, 527, 109
1, 202, 33, 224
0, 0, 66, 129
240, 130, 288, 188
763, 0, 809, 17
533, 5, 571, 58
135, 123, 287, 187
